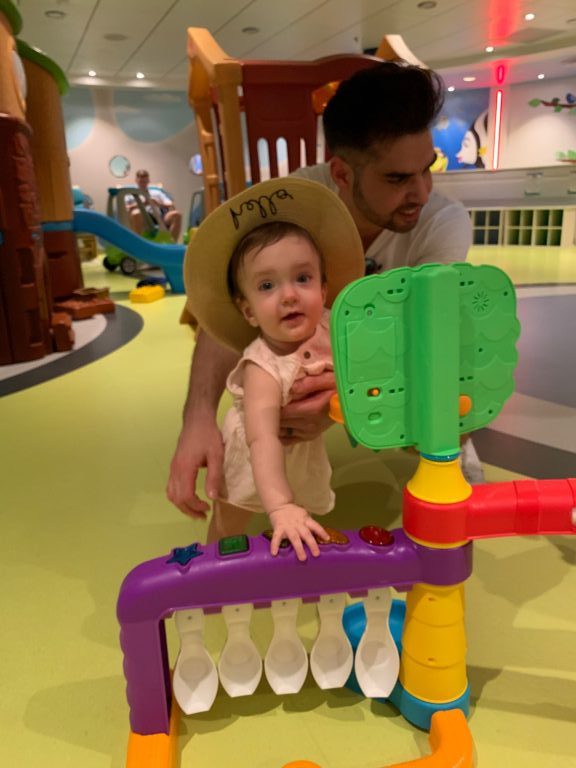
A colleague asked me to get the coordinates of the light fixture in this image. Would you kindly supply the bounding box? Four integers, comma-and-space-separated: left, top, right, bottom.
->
136, 72, 145, 80
537, 73, 545, 79
447, 86, 455, 92
485, 46, 494, 53
88, 70, 97, 77
241, 26, 260, 34
45, 9, 66, 19
463, 76, 476, 82
492, 90, 503, 169
524, 12, 535, 21
417, 1, 437, 8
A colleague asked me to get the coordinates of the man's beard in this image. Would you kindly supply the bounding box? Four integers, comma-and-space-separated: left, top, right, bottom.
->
352, 175, 421, 234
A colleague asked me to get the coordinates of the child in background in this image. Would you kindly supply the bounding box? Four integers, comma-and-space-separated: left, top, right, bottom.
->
182, 178, 364, 560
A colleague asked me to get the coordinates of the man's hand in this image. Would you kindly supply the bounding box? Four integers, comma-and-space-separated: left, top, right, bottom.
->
268, 504, 329, 561
166, 415, 224, 519
279, 372, 336, 443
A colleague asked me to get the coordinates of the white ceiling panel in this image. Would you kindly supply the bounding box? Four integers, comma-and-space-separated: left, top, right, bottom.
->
114, 0, 253, 80
215, 0, 329, 58
11, 0, 576, 90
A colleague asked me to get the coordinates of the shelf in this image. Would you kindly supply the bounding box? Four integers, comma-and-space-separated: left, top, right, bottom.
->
467, 206, 575, 247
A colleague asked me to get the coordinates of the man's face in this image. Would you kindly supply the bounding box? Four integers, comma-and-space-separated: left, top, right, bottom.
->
341, 131, 436, 235
136, 172, 149, 191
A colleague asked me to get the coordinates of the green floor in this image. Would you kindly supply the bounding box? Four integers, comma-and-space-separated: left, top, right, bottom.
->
1, 248, 575, 767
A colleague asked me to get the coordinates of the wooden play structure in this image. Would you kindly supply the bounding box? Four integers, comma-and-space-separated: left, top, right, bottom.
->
186, 29, 426, 217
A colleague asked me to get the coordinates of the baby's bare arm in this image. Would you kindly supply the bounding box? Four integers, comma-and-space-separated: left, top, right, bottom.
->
243, 363, 328, 560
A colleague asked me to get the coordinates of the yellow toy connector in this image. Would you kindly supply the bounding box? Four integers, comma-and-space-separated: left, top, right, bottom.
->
130, 285, 166, 303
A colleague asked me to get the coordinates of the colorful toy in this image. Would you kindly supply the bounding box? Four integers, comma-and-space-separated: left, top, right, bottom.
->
117, 263, 575, 767
129, 284, 165, 303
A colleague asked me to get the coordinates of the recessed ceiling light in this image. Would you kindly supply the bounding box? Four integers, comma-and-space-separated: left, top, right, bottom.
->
485, 46, 494, 53
88, 70, 97, 77
537, 73, 545, 79
45, 9, 66, 19
447, 86, 455, 92
417, 1, 437, 8
241, 26, 260, 34
136, 72, 145, 80
524, 12, 535, 21
463, 76, 476, 82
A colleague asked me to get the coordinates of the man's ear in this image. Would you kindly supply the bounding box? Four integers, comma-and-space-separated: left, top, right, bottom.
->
237, 297, 259, 328
329, 155, 354, 194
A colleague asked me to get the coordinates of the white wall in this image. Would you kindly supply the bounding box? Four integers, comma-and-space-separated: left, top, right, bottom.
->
63, 86, 202, 223
500, 76, 576, 169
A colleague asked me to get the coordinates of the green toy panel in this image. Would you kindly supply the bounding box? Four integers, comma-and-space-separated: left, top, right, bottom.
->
330, 263, 520, 456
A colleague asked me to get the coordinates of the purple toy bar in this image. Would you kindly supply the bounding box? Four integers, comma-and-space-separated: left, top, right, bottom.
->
117, 526, 472, 735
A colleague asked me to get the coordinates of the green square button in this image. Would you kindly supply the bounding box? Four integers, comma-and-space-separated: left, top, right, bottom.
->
218, 534, 250, 556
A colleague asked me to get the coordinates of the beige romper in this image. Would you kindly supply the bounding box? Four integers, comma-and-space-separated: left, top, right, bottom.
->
221, 310, 335, 516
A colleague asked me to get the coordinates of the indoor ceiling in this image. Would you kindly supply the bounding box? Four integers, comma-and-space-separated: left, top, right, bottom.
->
14, 0, 576, 91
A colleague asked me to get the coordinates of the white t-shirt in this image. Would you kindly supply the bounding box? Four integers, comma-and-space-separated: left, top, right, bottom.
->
291, 163, 471, 272
125, 187, 173, 213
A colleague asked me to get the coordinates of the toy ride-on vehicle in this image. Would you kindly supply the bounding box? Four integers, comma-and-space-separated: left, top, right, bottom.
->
103, 187, 175, 276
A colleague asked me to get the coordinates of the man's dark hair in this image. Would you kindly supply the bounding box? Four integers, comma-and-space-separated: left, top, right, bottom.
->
323, 62, 444, 155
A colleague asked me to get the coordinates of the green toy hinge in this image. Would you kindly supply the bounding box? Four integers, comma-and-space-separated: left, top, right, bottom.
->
330, 263, 520, 458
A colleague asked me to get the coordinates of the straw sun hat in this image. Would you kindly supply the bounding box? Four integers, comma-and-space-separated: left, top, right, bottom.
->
184, 177, 365, 352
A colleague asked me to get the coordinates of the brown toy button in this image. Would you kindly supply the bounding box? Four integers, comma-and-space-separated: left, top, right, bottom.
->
359, 525, 394, 546
316, 526, 349, 546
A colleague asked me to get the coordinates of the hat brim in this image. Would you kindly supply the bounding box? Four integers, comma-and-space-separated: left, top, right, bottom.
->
184, 177, 365, 352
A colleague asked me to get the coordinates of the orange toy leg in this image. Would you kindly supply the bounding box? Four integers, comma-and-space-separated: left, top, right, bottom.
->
388, 709, 474, 768
126, 693, 180, 768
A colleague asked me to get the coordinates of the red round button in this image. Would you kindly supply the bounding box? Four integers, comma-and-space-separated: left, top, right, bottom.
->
359, 525, 394, 546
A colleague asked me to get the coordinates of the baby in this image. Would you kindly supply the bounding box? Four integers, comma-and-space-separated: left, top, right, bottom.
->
183, 178, 364, 560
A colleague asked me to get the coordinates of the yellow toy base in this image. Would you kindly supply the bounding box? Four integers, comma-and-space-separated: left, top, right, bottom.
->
130, 285, 166, 303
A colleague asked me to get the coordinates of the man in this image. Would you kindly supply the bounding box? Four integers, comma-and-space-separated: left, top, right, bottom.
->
167, 62, 480, 521
126, 168, 182, 241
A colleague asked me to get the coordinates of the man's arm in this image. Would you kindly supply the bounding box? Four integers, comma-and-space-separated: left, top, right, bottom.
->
279, 371, 336, 442
151, 190, 176, 212
167, 330, 240, 518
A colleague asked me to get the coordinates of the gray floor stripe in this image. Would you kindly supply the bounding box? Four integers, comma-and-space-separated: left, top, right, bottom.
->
0, 306, 143, 397
474, 427, 576, 479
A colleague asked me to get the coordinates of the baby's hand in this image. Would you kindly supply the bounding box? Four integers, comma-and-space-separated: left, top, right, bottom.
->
268, 504, 330, 561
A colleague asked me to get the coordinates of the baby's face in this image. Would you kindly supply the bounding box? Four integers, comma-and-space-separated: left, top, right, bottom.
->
237, 234, 327, 354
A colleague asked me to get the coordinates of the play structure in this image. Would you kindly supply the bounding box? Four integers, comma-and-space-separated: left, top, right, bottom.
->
0, 3, 84, 363
117, 262, 576, 767
186, 29, 420, 218
72, 209, 186, 293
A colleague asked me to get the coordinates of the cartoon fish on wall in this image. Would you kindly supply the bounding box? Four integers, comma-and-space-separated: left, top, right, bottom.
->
457, 110, 489, 168
430, 148, 449, 173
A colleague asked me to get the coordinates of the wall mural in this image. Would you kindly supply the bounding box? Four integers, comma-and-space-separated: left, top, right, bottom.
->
431, 88, 490, 171
529, 93, 576, 114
